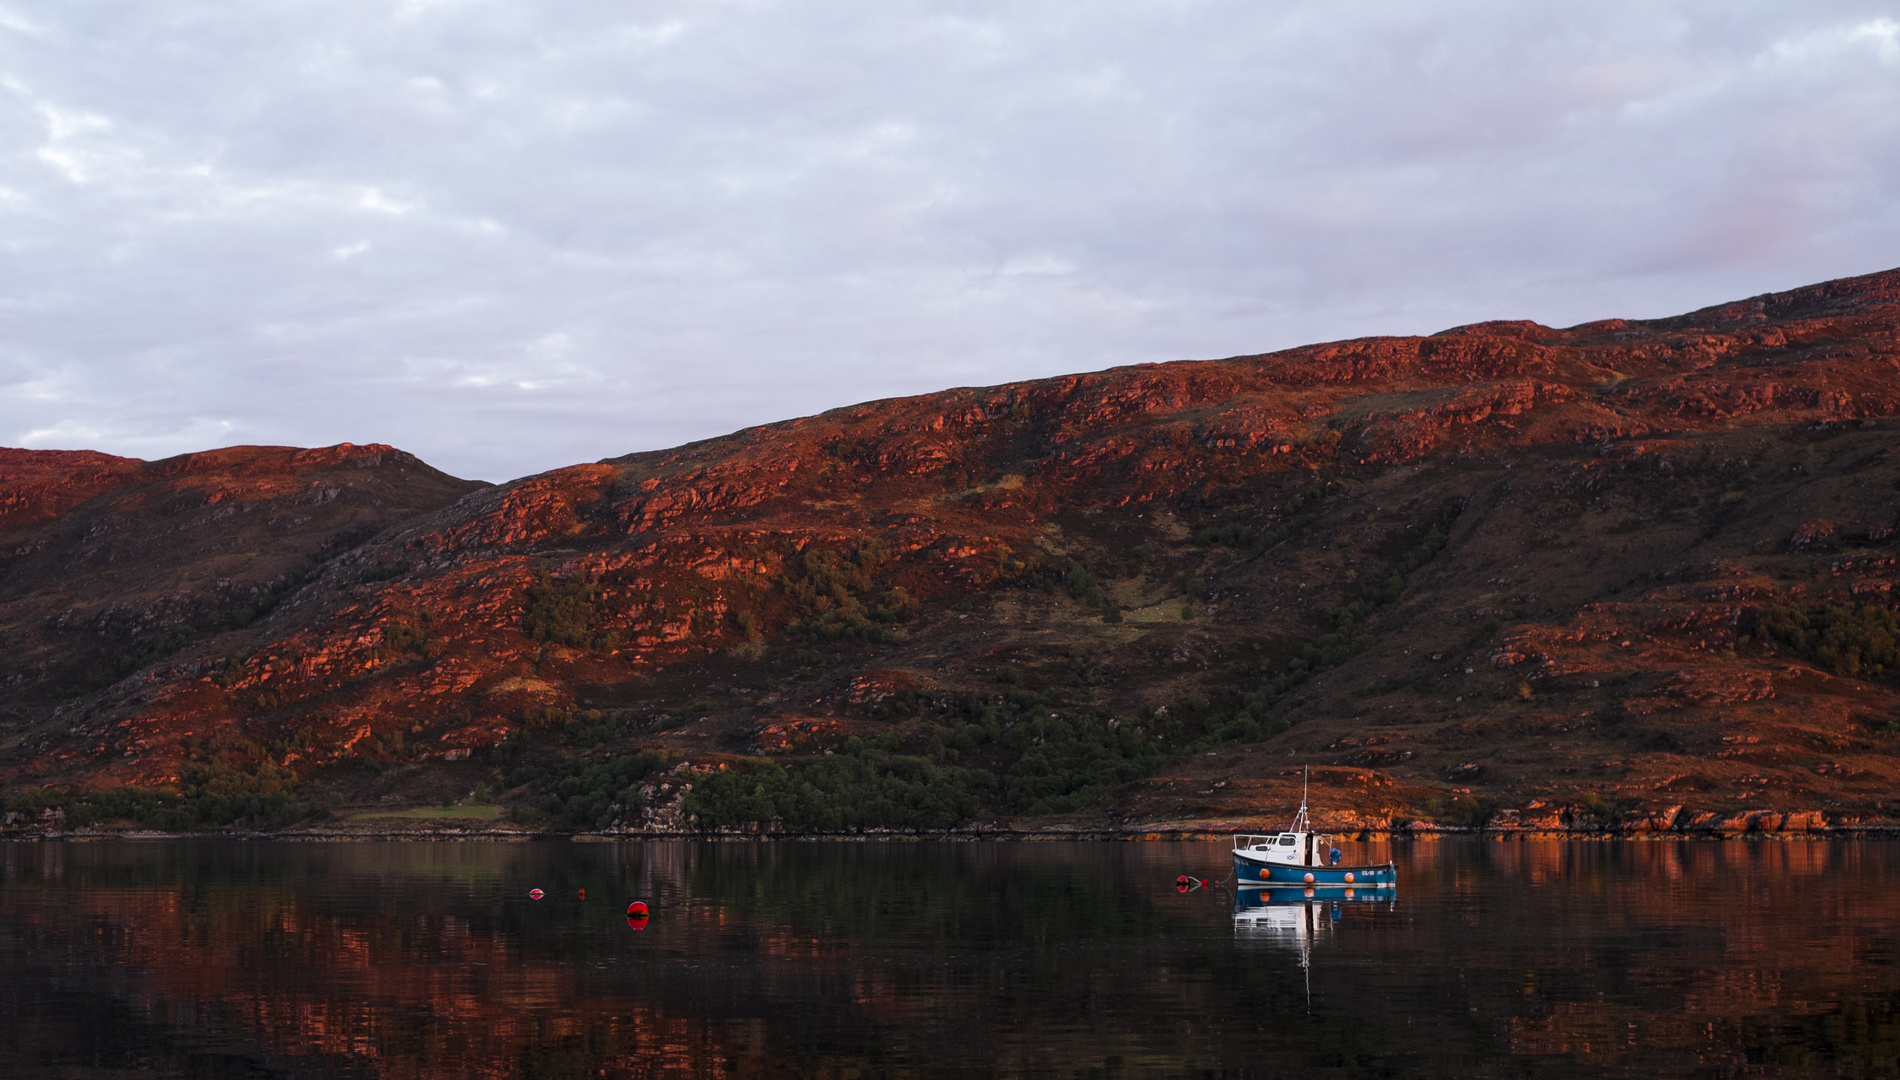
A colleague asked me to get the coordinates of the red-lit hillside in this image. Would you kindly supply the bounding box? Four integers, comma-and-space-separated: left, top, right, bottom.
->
5, 269, 1900, 835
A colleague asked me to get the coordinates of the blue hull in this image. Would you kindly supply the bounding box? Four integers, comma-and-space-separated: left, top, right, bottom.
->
1233, 855, 1396, 889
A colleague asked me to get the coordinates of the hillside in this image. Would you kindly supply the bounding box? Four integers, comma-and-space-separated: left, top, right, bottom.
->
5, 268, 1900, 836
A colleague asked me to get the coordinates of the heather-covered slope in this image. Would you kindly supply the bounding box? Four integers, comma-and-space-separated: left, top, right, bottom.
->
5, 269, 1900, 835
0, 444, 485, 739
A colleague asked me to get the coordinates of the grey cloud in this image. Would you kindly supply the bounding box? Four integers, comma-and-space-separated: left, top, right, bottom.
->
0, 1, 1896, 480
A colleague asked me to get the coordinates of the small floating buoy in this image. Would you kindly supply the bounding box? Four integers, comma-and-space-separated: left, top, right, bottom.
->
529, 888, 544, 900
1343, 872, 1354, 884
1175, 875, 1192, 894
1302, 872, 1315, 884
578, 888, 586, 900
626, 900, 649, 918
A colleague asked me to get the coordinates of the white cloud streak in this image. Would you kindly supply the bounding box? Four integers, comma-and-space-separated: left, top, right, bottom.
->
0, 1, 1896, 480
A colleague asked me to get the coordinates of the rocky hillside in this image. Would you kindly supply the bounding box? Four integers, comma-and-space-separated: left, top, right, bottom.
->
5, 268, 1900, 836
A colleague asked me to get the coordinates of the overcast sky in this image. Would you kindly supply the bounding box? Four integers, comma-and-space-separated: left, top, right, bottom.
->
2, 2, 1897, 481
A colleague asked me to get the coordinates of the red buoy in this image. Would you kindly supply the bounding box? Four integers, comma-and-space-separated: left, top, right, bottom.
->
528, 888, 545, 900
626, 900, 649, 917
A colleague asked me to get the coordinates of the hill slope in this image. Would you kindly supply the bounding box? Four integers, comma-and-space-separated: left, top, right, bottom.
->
6, 269, 1900, 835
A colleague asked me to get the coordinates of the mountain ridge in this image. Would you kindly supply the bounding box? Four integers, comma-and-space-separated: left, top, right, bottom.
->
5, 267, 1900, 836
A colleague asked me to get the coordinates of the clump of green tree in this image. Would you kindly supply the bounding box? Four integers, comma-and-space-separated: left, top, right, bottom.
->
1063, 561, 1121, 622
1752, 602, 1898, 677
684, 689, 1242, 831
11, 762, 314, 831
687, 736, 986, 831
537, 750, 669, 829
374, 610, 446, 662
782, 543, 914, 643
523, 570, 620, 650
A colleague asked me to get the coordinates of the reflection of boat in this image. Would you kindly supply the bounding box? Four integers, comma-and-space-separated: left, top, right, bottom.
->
1232, 775, 1396, 889
1232, 889, 1395, 996
1233, 892, 1323, 946
1233, 886, 1396, 921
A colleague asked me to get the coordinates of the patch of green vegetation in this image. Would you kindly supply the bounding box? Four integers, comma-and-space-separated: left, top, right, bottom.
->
1065, 561, 1104, 607
782, 543, 913, 643
688, 739, 986, 831
681, 686, 1256, 830
14, 762, 316, 831
1063, 561, 1121, 621
538, 751, 669, 829
1753, 602, 1899, 677
1444, 792, 1497, 828
1576, 790, 1638, 822
523, 570, 621, 651
374, 611, 446, 663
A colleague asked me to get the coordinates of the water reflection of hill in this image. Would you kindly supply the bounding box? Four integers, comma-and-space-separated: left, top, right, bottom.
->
0, 840, 1896, 1077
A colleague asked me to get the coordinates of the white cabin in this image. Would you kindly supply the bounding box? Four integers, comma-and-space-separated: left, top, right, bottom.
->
1233, 830, 1333, 867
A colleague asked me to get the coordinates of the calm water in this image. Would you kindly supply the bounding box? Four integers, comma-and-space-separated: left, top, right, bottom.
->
1, 839, 1896, 1079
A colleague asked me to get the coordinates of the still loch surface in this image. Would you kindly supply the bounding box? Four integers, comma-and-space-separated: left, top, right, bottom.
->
1, 839, 1896, 1078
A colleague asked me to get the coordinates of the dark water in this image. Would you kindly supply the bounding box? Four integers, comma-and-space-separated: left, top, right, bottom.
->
1, 839, 1896, 1079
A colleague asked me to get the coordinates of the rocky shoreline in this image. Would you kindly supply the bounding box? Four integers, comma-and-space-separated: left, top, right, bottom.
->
4, 812, 1897, 843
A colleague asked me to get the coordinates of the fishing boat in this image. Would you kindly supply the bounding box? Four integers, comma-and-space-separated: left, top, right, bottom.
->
1232, 773, 1396, 890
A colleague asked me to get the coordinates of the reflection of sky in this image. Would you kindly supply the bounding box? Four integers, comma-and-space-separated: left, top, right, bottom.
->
2, 2, 1897, 481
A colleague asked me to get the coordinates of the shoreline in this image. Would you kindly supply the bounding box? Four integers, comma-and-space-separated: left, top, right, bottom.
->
5, 823, 1900, 842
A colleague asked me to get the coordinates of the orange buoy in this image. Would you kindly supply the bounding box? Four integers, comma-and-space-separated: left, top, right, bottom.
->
578, 888, 586, 900
1344, 872, 1354, 884
1303, 872, 1315, 884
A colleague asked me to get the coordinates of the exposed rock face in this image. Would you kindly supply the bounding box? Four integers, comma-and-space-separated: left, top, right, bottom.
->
6, 268, 1900, 831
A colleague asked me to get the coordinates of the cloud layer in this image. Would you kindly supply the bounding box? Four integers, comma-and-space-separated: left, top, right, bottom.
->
2, 1, 1897, 480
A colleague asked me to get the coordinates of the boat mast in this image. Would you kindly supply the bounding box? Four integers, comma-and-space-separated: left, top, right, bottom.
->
1290, 765, 1311, 834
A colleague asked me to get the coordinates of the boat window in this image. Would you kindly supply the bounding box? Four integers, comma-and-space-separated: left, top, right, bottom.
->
1278, 836, 1297, 846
